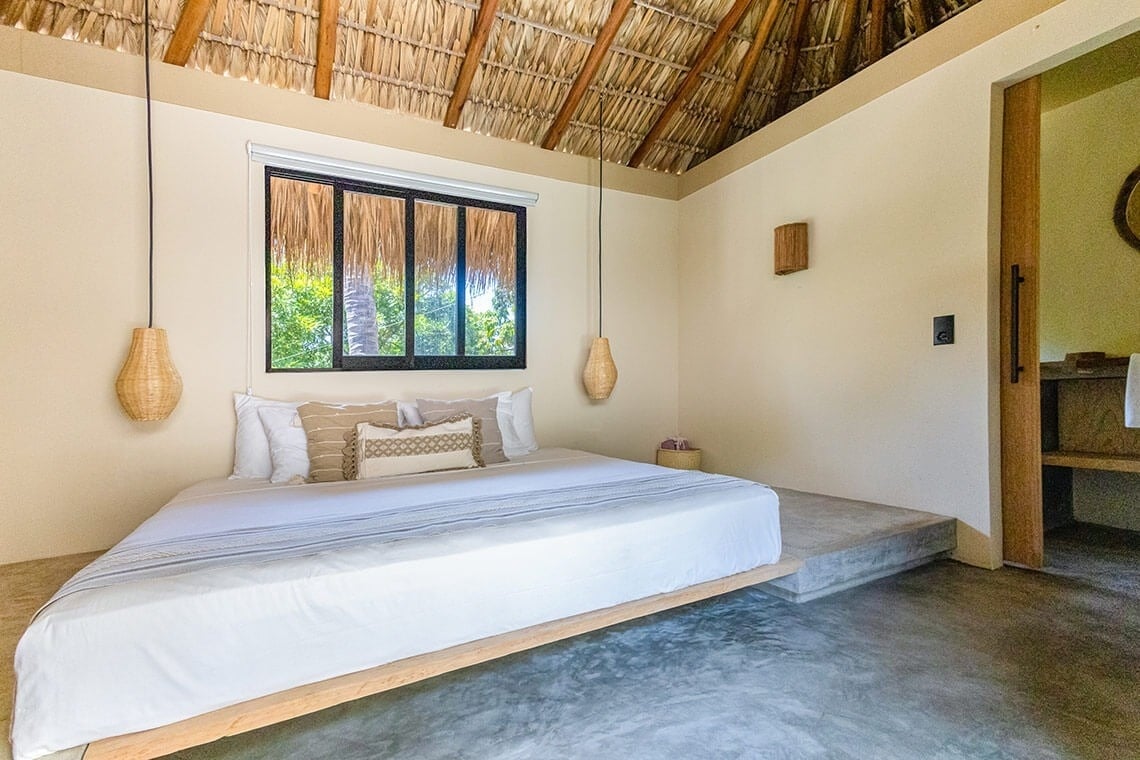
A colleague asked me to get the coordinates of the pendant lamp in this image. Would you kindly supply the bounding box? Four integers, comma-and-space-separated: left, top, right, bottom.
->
582, 92, 617, 401
115, 0, 182, 421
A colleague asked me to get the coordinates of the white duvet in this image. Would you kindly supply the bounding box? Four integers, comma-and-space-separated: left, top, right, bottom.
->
11, 449, 781, 760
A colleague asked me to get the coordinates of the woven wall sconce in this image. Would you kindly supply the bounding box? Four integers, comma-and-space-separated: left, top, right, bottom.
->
774, 222, 808, 276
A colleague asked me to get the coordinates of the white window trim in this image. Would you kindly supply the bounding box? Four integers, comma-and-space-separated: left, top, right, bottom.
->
247, 143, 540, 207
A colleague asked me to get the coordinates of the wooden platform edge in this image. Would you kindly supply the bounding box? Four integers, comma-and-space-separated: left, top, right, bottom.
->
81, 556, 802, 760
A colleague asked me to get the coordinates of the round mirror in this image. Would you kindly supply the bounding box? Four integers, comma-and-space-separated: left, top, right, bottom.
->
1115, 166, 1140, 251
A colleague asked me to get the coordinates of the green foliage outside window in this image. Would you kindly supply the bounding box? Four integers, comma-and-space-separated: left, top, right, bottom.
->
270, 263, 516, 369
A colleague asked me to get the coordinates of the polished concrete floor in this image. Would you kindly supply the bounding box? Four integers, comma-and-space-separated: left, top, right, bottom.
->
158, 528, 1139, 760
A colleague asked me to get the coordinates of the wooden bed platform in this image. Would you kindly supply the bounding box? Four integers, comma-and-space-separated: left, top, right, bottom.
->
80, 556, 801, 760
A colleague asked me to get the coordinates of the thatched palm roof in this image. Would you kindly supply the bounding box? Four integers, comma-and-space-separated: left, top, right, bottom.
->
269, 175, 517, 289
3, 0, 981, 173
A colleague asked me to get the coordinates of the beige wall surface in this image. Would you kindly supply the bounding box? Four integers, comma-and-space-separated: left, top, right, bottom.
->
676, 0, 1140, 569
1040, 73, 1140, 532
0, 71, 680, 564
1040, 74, 1140, 361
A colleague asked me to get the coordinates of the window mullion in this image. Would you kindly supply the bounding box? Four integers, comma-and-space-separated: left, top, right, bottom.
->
404, 194, 416, 366
456, 206, 466, 357
332, 184, 345, 368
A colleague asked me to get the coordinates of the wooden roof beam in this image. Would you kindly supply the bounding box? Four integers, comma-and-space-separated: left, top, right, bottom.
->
541, 0, 635, 150
867, 0, 888, 65
712, 0, 782, 151
628, 0, 754, 169
163, 0, 214, 66
769, 0, 813, 120
444, 0, 501, 128
910, 0, 930, 35
313, 0, 340, 99
829, 0, 861, 86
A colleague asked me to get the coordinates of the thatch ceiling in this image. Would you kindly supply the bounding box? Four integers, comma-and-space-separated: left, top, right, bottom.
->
2, 0, 982, 173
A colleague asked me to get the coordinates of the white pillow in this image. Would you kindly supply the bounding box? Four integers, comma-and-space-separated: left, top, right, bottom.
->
500, 388, 538, 458
257, 406, 311, 483
231, 393, 300, 479
231, 394, 420, 479
397, 400, 423, 427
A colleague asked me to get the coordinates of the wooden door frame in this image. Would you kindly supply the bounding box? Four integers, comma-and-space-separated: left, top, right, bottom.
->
999, 75, 1043, 569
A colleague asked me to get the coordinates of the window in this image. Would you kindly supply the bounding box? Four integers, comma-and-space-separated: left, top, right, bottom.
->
265, 166, 526, 371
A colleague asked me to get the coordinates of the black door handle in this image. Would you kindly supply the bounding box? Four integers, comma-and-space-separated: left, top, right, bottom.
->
1010, 264, 1025, 384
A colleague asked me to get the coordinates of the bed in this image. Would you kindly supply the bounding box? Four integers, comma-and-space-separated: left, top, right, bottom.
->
11, 448, 793, 760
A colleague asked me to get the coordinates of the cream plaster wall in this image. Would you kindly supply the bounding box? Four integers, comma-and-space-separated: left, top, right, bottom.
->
0, 70, 680, 564
1040, 74, 1140, 361
676, 0, 1140, 568
1040, 73, 1140, 532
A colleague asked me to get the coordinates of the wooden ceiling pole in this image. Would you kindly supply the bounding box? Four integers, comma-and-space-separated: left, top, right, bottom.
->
163, 0, 214, 66
540, 0, 635, 150
627, 0, 754, 169
444, 0, 501, 128
910, 0, 929, 35
313, 0, 340, 99
769, 0, 813, 120
867, 0, 888, 65
712, 0, 782, 151
829, 0, 861, 86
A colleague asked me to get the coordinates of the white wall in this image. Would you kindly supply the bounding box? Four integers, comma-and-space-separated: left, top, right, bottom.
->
677, 0, 1140, 568
1040, 75, 1140, 361
0, 71, 680, 564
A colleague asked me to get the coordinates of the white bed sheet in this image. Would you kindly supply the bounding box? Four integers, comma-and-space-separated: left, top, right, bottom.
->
11, 449, 780, 760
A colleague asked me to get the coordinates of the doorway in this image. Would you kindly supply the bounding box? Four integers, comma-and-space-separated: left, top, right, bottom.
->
1000, 32, 1140, 569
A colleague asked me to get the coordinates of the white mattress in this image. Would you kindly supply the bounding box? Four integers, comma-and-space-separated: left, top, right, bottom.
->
11, 449, 781, 760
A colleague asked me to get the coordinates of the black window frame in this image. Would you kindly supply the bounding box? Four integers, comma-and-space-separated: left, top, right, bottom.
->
265, 166, 527, 372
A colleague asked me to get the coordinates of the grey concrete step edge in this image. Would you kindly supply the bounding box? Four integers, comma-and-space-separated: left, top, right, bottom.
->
762, 519, 957, 601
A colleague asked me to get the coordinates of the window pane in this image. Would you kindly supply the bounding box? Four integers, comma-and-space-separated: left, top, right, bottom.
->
414, 201, 458, 356
343, 192, 406, 356
268, 176, 333, 369
464, 207, 517, 356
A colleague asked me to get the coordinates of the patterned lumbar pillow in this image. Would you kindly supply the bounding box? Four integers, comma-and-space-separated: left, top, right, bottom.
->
297, 401, 400, 482
353, 414, 484, 480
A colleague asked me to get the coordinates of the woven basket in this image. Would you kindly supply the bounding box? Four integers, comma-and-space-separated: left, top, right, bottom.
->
583, 337, 617, 400
115, 327, 183, 421
656, 448, 702, 470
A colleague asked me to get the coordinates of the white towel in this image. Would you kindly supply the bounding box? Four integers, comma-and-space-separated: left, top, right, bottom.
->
1127, 354, 1140, 428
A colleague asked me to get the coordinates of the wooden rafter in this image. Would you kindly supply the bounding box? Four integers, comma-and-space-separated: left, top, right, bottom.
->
444, 0, 501, 129
867, 0, 888, 65
712, 0, 782, 151
829, 0, 861, 86
313, 0, 340, 99
541, 0, 635, 150
769, 0, 812, 121
163, 0, 213, 66
910, 0, 929, 35
627, 0, 754, 169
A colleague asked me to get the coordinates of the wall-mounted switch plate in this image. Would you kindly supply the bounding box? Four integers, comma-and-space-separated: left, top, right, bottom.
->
933, 315, 955, 346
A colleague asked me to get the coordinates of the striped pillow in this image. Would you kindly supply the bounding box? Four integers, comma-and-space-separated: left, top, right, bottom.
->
416, 396, 507, 464
354, 415, 484, 480
297, 401, 399, 482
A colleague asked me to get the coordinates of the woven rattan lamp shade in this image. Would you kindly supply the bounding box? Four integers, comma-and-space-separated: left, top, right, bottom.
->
583, 337, 617, 400
115, 327, 183, 421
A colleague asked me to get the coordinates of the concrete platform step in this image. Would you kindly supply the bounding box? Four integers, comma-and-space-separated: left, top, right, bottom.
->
761, 488, 957, 603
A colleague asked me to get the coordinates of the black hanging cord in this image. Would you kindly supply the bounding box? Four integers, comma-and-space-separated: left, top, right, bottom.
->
597, 91, 603, 339
144, 0, 155, 328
